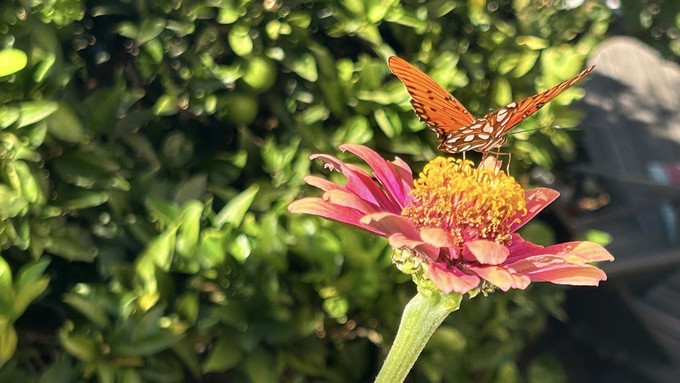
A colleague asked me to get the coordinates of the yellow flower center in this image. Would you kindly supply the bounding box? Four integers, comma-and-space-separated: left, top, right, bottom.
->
402, 157, 526, 247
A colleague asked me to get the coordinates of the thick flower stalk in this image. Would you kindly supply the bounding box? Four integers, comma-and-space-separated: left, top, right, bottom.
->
289, 144, 613, 295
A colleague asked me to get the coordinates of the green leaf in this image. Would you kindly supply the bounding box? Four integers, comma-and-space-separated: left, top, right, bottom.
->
226, 233, 251, 263
176, 200, 203, 257
244, 349, 277, 383
0, 322, 17, 367
516, 35, 549, 50
203, 335, 243, 373
492, 78, 512, 106
197, 229, 228, 267
228, 25, 253, 57
374, 108, 402, 138
112, 331, 185, 357
62, 293, 110, 329
333, 115, 373, 144
115, 21, 138, 39
60, 329, 100, 362
214, 184, 260, 228
287, 53, 318, 81
138, 18, 166, 45
139, 228, 177, 273
217, 5, 242, 24
0, 185, 28, 220
153, 94, 178, 116
8, 160, 44, 204
17, 101, 59, 128
174, 174, 206, 204
33, 53, 56, 83
12, 258, 50, 319
58, 190, 109, 209
0, 257, 13, 303
512, 51, 540, 77
46, 225, 98, 262
0, 49, 28, 77
46, 104, 87, 143
12, 276, 49, 319
0, 106, 20, 129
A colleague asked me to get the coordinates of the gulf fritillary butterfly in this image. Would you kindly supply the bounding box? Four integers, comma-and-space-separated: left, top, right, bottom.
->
388, 56, 594, 154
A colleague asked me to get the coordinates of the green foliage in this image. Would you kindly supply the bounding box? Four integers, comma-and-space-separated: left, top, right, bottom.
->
0, 0, 610, 381
617, 0, 680, 59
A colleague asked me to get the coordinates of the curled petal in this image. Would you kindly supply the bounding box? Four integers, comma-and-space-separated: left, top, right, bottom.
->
506, 252, 610, 286
340, 144, 413, 208
463, 240, 509, 265
541, 241, 614, 263
509, 188, 560, 233
524, 264, 608, 286
311, 153, 401, 213
468, 265, 531, 291
428, 263, 480, 294
508, 241, 614, 267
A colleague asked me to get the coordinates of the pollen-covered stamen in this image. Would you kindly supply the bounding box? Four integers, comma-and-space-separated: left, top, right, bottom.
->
402, 157, 526, 248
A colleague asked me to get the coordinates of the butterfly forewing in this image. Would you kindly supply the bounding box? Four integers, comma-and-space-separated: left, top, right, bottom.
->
493, 65, 596, 133
388, 56, 475, 138
388, 55, 595, 154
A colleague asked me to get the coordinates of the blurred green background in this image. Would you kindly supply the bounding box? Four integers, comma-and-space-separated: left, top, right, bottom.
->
0, 0, 678, 382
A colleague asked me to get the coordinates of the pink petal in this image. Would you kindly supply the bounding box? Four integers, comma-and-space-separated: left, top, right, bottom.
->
340, 144, 413, 209
420, 228, 457, 248
509, 188, 560, 233
288, 198, 381, 234
304, 175, 341, 192
388, 233, 440, 262
509, 240, 614, 264
323, 189, 377, 214
360, 212, 419, 239
505, 234, 543, 263
541, 241, 614, 263
311, 153, 401, 213
506, 253, 610, 286
525, 264, 608, 286
463, 240, 509, 265
467, 265, 531, 291
427, 263, 480, 294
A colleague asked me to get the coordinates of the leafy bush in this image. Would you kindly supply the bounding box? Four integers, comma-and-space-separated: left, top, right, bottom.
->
1, 0, 610, 381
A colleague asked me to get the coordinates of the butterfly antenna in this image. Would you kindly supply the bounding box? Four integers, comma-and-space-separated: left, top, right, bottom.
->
509, 125, 578, 136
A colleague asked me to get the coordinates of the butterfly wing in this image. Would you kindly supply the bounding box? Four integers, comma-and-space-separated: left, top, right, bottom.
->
388, 56, 475, 139
490, 65, 595, 134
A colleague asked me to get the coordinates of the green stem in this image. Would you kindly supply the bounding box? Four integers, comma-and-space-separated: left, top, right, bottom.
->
374, 291, 462, 383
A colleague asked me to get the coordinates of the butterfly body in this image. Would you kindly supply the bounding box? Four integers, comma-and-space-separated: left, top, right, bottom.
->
388, 56, 594, 154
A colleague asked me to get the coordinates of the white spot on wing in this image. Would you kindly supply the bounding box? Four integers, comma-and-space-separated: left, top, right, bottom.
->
496, 108, 508, 121
464, 134, 475, 142
482, 122, 493, 134
477, 133, 490, 140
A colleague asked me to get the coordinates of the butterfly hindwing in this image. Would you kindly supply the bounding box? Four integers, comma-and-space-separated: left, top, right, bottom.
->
388, 56, 475, 138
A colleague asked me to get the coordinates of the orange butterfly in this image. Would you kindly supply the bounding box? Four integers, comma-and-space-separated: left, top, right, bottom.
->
388, 56, 594, 154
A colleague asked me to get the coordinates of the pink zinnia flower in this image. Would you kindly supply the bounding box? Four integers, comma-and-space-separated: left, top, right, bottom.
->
289, 144, 613, 295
